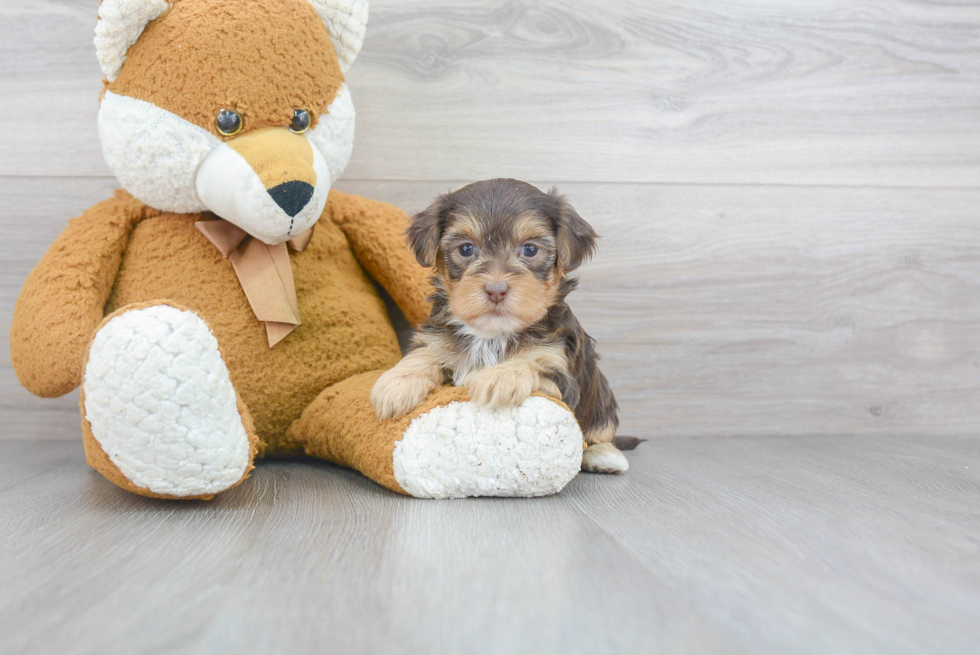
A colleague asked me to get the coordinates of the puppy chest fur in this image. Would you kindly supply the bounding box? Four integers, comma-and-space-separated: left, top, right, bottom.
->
448, 324, 509, 384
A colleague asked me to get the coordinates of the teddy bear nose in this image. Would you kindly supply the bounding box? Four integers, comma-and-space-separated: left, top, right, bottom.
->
268, 180, 314, 217
485, 282, 509, 304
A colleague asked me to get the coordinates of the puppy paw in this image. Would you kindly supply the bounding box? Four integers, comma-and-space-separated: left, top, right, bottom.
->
371, 369, 433, 420
582, 442, 629, 474
467, 364, 536, 409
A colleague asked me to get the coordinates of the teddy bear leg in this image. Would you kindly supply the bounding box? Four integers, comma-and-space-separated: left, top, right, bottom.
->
80, 303, 257, 500
286, 371, 584, 498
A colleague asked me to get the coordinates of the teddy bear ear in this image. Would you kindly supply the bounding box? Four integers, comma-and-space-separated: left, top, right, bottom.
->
94, 1, 367, 83
306, 0, 369, 72
94, 0, 171, 83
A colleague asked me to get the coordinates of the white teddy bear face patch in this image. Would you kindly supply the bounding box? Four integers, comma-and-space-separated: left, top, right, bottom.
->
98, 86, 356, 244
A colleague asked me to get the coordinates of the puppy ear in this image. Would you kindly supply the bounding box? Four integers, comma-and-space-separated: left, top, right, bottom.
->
406, 194, 453, 267
548, 188, 598, 273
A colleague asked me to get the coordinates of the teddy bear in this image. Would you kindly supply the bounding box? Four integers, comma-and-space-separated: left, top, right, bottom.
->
9, 0, 584, 500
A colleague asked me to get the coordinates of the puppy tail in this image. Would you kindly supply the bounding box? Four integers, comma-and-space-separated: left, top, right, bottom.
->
612, 436, 646, 451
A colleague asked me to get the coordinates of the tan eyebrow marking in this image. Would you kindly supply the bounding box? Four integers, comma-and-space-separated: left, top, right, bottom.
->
443, 211, 484, 243
512, 213, 554, 245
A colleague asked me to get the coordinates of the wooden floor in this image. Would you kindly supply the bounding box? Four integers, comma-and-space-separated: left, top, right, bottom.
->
2, 437, 978, 655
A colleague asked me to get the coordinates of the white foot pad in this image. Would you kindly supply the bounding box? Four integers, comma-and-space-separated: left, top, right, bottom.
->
82, 305, 251, 497
392, 396, 583, 499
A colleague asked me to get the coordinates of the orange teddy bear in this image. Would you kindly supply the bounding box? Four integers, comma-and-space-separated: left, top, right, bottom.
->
10, 0, 583, 499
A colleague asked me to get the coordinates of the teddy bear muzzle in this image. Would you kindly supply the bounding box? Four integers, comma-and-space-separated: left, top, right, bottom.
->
195, 126, 331, 245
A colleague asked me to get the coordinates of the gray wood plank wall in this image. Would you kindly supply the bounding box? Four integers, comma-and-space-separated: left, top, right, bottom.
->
1, 1, 978, 441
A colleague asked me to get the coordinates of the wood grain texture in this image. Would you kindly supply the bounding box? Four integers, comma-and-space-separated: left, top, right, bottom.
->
3, 177, 979, 440
1, 438, 978, 654
1, 1, 979, 185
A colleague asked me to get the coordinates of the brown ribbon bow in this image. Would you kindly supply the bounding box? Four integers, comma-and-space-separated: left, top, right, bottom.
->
195, 219, 316, 347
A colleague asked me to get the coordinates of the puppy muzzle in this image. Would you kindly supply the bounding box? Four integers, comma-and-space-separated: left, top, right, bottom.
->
195, 127, 330, 245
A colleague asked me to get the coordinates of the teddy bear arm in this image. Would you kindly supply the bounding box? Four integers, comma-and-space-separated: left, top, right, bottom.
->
10, 191, 146, 397
287, 371, 584, 498
326, 190, 432, 327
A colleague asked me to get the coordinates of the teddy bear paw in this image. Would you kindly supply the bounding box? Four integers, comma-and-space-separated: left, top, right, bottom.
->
391, 396, 583, 498
82, 305, 252, 497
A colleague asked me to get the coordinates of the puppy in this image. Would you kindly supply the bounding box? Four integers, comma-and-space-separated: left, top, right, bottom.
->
371, 178, 626, 473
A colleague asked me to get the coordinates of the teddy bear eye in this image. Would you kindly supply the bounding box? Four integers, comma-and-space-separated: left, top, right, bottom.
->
215, 109, 242, 137
458, 243, 475, 258
289, 109, 311, 134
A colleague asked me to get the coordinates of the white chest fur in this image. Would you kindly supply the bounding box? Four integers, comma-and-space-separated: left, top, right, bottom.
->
452, 334, 511, 386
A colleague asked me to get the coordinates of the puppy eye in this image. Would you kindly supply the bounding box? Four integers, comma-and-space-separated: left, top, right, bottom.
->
458, 243, 475, 258
521, 243, 539, 257
215, 109, 243, 136
289, 109, 311, 134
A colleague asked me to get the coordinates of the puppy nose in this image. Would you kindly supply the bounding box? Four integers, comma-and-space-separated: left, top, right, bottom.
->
485, 282, 509, 304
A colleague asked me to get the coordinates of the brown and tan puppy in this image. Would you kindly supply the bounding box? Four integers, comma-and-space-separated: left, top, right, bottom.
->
371, 179, 628, 473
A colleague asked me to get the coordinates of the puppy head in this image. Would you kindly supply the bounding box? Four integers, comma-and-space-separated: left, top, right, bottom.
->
407, 179, 598, 337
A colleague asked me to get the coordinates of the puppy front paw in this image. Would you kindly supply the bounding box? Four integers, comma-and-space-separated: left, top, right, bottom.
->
466, 364, 536, 409
371, 368, 433, 420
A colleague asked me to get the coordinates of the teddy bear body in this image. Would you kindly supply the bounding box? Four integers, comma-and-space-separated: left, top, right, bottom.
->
106, 200, 404, 453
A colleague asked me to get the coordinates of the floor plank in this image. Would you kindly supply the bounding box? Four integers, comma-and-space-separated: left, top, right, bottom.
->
569, 436, 980, 654
1, 437, 977, 654
5, 177, 978, 441
2, 1, 979, 185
